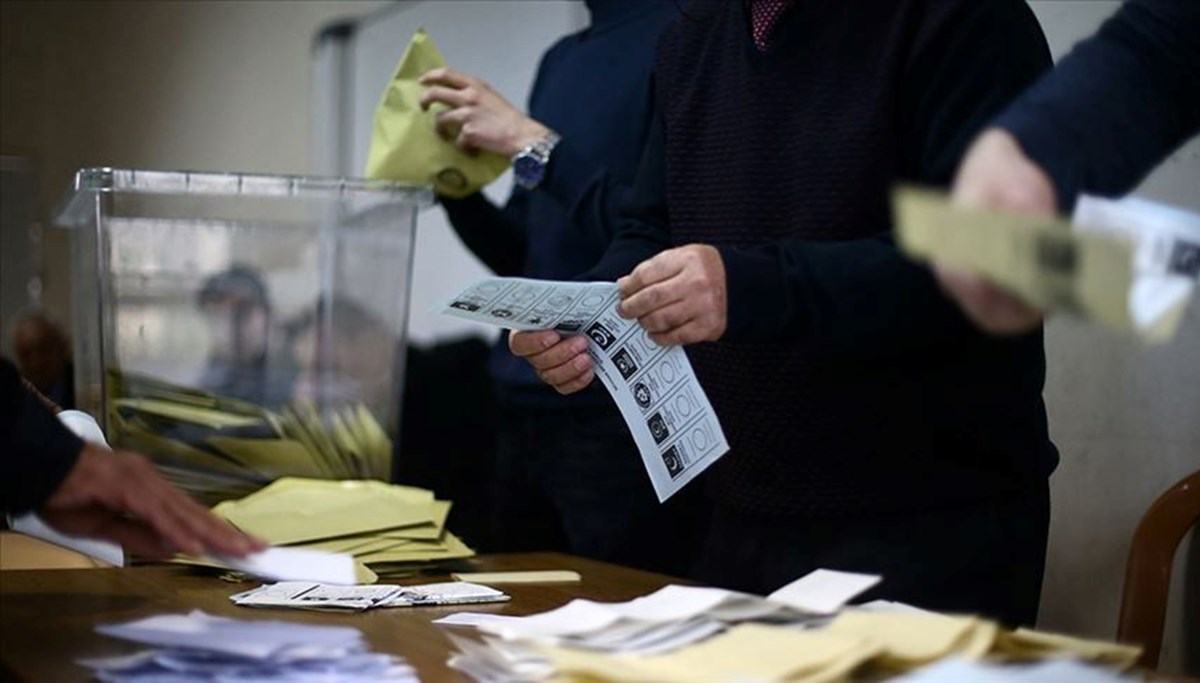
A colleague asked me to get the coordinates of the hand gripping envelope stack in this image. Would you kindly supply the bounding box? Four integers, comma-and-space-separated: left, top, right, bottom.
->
894, 187, 1200, 341
433, 569, 1143, 683
439, 277, 730, 501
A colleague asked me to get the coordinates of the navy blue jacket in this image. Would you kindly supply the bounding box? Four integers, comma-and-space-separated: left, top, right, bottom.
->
994, 0, 1200, 210
441, 1, 679, 405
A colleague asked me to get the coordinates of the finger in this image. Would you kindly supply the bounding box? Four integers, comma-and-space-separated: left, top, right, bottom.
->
619, 278, 685, 320
524, 335, 590, 372
49, 508, 178, 560
419, 85, 471, 111
535, 349, 594, 389
553, 367, 595, 396
636, 300, 696, 334
418, 67, 473, 89
509, 329, 567, 357
619, 252, 686, 299
153, 483, 260, 556
434, 108, 470, 141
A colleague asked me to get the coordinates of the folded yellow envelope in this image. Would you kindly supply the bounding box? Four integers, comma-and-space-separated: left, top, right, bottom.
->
365, 29, 509, 198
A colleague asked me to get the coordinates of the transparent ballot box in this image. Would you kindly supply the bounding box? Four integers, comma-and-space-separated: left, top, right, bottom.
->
56, 168, 431, 504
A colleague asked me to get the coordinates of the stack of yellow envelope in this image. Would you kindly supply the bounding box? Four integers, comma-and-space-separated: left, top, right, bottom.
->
525, 610, 1143, 682
210, 477, 474, 583
106, 371, 393, 506
542, 624, 879, 683
995, 627, 1144, 670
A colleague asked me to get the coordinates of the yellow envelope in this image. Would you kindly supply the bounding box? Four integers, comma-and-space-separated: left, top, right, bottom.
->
364, 29, 509, 198
544, 624, 876, 683
996, 628, 1143, 670
825, 611, 991, 668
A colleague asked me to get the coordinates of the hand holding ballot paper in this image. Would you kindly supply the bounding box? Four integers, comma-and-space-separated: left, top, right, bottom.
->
894, 187, 1200, 342
439, 277, 729, 502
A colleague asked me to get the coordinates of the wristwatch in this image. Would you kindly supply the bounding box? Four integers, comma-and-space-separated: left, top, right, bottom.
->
512, 131, 561, 190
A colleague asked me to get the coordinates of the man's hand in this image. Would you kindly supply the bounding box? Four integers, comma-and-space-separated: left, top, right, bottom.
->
509, 330, 594, 395
936, 128, 1056, 335
419, 67, 549, 157
617, 245, 728, 346
39, 443, 264, 560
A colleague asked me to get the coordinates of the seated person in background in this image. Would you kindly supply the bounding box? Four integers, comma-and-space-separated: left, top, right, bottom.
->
196, 266, 292, 406
1, 357, 261, 559
418, 0, 706, 576
11, 311, 74, 410
935, 0, 1200, 334
512, 0, 1059, 626
288, 295, 398, 423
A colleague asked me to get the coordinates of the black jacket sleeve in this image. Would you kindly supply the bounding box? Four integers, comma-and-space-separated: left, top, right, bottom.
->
1, 357, 84, 514
440, 192, 530, 277
994, 0, 1200, 211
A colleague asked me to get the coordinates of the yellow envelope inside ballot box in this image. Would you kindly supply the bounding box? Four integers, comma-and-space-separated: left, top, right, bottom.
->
365, 29, 509, 198
545, 624, 879, 683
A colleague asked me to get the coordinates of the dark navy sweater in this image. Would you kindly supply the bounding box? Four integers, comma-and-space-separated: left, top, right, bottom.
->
995, 0, 1200, 211
441, 0, 679, 406
589, 0, 1060, 517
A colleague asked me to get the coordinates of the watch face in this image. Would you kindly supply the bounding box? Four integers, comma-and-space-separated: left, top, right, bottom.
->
513, 153, 545, 188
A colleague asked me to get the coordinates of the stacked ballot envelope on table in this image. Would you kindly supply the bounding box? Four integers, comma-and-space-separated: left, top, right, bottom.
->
436, 572, 1143, 683
894, 187, 1200, 342
191, 477, 474, 582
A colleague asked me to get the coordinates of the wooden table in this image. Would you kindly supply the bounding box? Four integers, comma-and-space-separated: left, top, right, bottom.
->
0, 552, 681, 682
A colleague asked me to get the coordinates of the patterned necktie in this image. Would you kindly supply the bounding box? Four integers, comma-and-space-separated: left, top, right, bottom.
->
749, 0, 795, 52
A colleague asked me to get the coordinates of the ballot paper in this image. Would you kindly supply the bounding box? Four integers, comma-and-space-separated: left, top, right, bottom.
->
207, 546, 358, 585
82, 610, 416, 682
439, 277, 729, 501
231, 581, 509, 611
893, 187, 1200, 341
767, 568, 882, 616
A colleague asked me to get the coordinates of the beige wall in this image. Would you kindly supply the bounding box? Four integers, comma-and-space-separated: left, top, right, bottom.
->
1, 0, 383, 318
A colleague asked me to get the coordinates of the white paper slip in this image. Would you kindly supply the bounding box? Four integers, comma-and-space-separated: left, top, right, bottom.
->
767, 569, 882, 615
381, 581, 510, 607
452, 570, 582, 584
434, 612, 525, 627
481, 598, 623, 639
439, 277, 730, 501
209, 546, 357, 585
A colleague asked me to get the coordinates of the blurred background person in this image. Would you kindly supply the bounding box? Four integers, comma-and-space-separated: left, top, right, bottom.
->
196, 265, 293, 406
11, 311, 74, 410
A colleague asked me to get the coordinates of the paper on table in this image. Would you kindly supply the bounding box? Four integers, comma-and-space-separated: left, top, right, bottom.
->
826, 611, 992, 667
451, 570, 582, 584
208, 546, 358, 585
231, 581, 507, 610
439, 277, 729, 501
893, 187, 1199, 341
767, 568, 882, 615
891, 656, 1139, 683
434, 612, 524, 628
542, 623, 877, 683
364, 29, 508, 198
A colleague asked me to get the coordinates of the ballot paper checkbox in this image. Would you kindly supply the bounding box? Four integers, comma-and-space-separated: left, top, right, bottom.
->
232, 581, 509, 611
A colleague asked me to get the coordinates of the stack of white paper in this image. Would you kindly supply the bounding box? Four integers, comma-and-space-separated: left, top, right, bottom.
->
231, 581, 509, 611
80, 610, 417, 682
438, 569, 880, 680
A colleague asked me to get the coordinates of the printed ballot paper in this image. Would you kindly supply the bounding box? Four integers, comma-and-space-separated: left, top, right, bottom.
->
231, 581, 509, 611
439, 277, 729, 501
894, 187, 1200, 341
